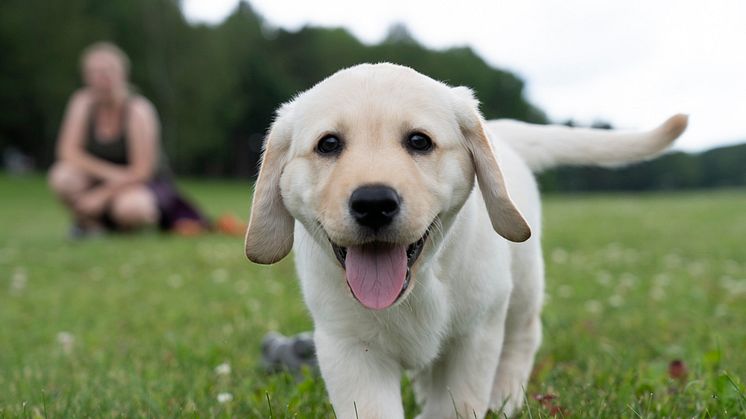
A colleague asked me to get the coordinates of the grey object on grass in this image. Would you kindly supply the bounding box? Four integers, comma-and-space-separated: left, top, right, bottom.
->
261, 331, 317, 376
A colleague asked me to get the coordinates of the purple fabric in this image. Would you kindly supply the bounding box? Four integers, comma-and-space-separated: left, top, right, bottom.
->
148, 177, 210, 230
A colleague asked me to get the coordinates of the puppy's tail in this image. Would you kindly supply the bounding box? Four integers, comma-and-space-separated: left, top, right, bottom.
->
488, 114, 688, 173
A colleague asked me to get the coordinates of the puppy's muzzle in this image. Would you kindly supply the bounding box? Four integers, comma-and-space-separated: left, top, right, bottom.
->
349, 185, 400, 230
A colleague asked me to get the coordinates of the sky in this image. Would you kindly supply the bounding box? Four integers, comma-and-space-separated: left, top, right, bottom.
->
181, 0, 746, 152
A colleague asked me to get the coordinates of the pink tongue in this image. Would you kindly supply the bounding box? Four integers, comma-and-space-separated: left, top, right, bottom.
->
345, 243, 408, 310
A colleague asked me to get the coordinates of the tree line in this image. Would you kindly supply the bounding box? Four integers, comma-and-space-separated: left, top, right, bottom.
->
539, 142, 746, 192
1, 0, 742, 190
0, 0, 544, 177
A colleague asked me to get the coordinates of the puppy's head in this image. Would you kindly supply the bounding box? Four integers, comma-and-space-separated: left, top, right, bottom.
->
246, 63, 530, 310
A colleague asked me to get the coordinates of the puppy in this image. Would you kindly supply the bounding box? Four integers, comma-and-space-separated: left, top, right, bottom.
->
245, 63, 687, 418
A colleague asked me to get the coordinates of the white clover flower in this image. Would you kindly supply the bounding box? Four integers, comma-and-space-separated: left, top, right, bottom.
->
720, 276, 746, 295
687, 261, 706, 277
595, 271, 612, 287
653, 273, 670, 288
619, 273, 638, 289
664, 253, 682, 268
217, 392, 233, 403
557, 285, 573, 298
56, 331, 75, 354
551, 248, 568, 264
10, 268, 27, 294
649, 287, 665, 301
234, 280, 249, 294
212, 269, 228, 283
585, 300, 602, 314
604, 243, 623, 261
608, 294, 624, 307
214, 362, 231, 376
167, 274, 183, 289
724, 259, 740, 274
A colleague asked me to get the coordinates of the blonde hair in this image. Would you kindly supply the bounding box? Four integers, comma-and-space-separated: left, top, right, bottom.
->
80, 41, 131, 77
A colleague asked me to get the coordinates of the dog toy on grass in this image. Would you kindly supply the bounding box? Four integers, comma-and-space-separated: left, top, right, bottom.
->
261, 331, 317, 377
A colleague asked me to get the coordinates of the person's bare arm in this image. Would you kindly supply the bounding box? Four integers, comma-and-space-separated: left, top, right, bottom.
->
123, 97, 159, 183
56, 90, 130, 182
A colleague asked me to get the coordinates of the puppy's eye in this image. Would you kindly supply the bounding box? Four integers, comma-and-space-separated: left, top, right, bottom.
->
316, 135, 342, 155
406, 132, 433, 153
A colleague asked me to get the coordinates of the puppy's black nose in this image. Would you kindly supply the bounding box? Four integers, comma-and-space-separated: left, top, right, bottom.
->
349, 185, 400, 229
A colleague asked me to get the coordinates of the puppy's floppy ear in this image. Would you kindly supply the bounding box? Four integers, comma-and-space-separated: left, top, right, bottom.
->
452, 86, 531, 242
245, 107, 295, 264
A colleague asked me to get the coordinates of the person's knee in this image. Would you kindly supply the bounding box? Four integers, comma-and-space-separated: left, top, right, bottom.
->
110, 188, 158, 228
48, 162, 89, 199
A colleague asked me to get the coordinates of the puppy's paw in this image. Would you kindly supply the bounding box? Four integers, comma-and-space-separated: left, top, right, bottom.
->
489, 373, 527, 417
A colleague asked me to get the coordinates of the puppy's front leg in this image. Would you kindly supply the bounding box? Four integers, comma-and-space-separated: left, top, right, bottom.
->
315, 328, 404, 419
414, 320, 505, 419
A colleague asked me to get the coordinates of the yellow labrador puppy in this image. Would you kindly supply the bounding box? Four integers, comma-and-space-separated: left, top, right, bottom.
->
245, 63, 687, 418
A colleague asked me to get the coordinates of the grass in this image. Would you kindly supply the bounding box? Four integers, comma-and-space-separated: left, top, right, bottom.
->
1, 174, 744, 418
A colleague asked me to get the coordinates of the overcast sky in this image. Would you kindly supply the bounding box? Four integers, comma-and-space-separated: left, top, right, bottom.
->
182, 0, 746, 151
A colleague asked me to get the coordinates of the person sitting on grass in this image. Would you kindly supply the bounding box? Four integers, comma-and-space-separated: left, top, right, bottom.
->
48, 41, 241, 238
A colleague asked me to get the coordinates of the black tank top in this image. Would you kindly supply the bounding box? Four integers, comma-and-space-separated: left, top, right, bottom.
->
84, 96, 168, 178
85, 99, 130, 166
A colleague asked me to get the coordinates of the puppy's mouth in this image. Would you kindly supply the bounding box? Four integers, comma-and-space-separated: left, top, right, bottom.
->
330, 232, 428, 310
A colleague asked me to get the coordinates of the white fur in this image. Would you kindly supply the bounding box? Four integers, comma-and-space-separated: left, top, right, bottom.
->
245, 63, 687, 419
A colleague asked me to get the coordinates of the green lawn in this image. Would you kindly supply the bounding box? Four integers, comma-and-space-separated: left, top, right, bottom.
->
1, 174, 744, 418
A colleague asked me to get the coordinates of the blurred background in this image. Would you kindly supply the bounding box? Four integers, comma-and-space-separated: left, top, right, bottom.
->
2, 1, 745, 416
2, 0, 744, 190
